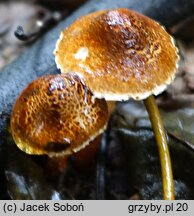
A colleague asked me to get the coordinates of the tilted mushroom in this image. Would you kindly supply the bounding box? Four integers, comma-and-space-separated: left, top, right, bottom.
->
11, 73, 108, 158
54, 8, 179, 199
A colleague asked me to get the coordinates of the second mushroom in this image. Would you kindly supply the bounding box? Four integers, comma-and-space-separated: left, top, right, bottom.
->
54, 8, 179, 200
11, 73, 108, 170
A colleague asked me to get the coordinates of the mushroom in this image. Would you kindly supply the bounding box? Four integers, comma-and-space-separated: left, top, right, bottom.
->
10, 73, 108, 160
54, 8, 179, 199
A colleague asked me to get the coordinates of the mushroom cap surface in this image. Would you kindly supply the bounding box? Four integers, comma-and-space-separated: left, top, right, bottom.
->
55, 8, 179, 100
11, 74, 108, 157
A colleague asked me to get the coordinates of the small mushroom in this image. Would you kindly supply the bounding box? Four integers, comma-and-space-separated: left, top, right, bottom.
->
10, 74, 108, 158
54, 9, 179, 199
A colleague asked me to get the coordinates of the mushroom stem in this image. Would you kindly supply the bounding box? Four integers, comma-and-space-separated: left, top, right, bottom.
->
107, 101, 116, 118
144, 95, 174, 200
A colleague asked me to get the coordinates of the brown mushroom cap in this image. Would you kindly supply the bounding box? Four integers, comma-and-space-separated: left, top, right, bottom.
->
54, 8, 179, 100
10, 74, 108, 157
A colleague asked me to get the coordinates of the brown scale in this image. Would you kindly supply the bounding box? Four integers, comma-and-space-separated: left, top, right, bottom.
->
55, 8, 179, 99
10, 74, 108, 157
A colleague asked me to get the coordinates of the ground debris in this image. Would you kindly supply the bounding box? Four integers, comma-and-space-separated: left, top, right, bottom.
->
0, 1, 49, 70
